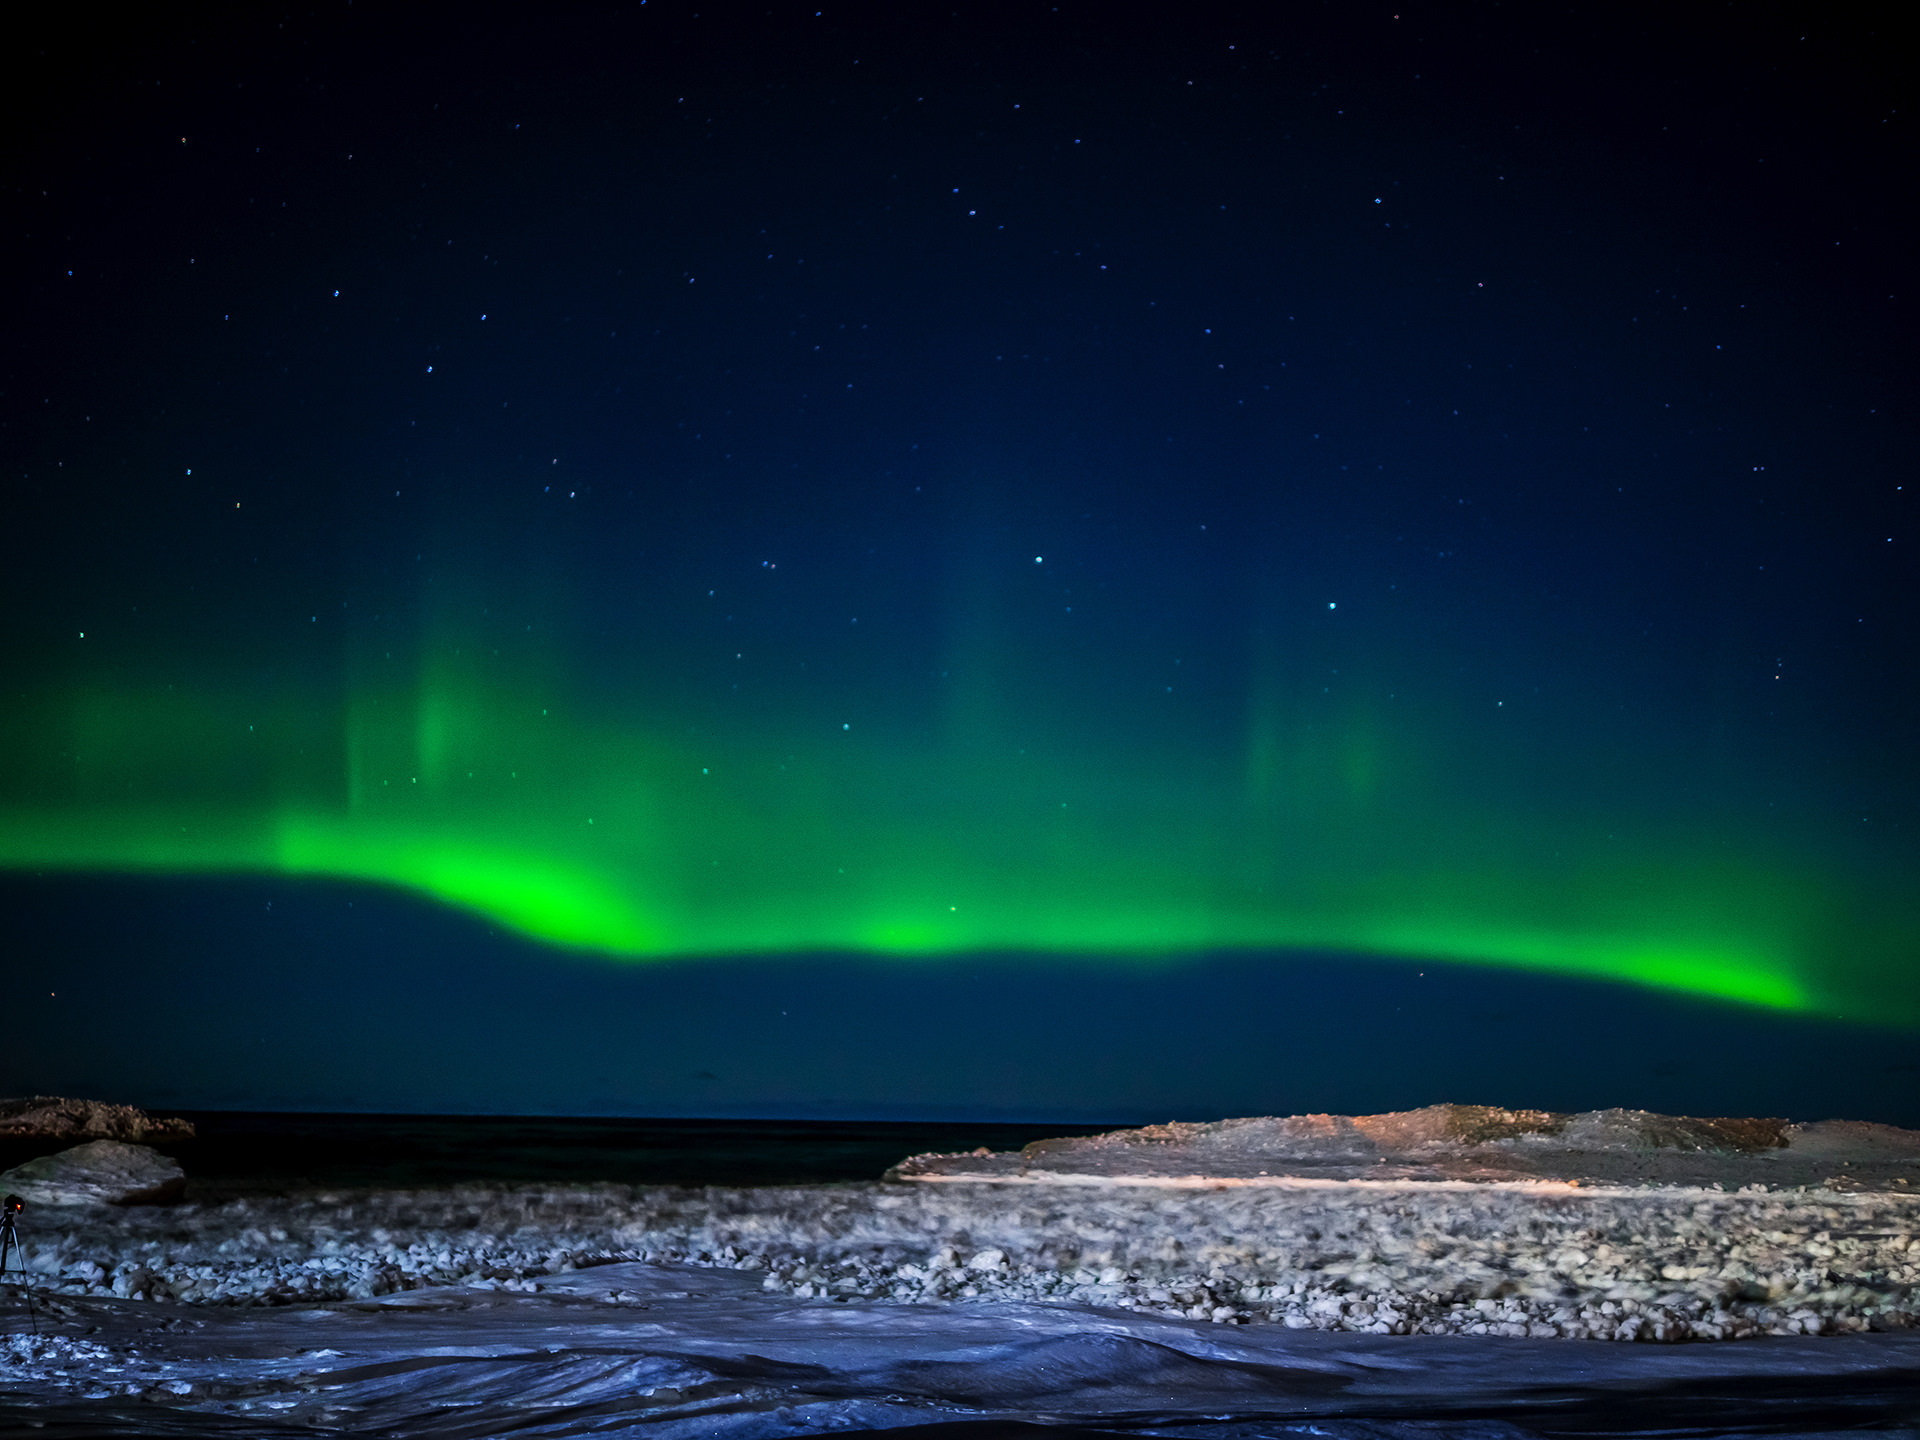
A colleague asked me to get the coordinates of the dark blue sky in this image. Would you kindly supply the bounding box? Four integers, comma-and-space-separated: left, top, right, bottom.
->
3, 2, 1914, 1120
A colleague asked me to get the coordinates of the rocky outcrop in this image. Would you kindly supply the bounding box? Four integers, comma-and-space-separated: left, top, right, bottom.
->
889, 1103, 1920, 1191
0, 1096, 194, 1145
0, 1140, 186, 1206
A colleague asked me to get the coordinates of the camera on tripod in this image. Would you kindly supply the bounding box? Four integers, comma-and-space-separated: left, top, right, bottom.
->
1, 1192, 38, 1330
0, 1193, 24, 1269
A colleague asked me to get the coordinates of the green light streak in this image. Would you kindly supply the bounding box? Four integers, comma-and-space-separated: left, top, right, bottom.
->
0, 664, 1905, 1025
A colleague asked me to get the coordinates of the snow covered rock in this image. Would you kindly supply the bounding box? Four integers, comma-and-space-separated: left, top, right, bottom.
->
0, 1096, 194, 1144
888, 1104, 1920, 1191
0, 1140, 186, 1206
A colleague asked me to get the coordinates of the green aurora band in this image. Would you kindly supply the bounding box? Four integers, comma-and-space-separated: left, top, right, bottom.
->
2, 626, 1912, 1027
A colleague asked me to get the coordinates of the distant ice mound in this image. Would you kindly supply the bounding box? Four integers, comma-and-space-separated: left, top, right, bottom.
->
0, 1096, 194, 1145
890, 1104, 1920, 1191
0, 1140, 186, 1206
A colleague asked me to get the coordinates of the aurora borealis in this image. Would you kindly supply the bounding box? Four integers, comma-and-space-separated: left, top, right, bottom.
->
3, 3, 1915, 1116
0, 634, 1901, 1020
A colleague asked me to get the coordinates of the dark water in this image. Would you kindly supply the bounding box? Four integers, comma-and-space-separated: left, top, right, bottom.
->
0, 1113, 1119, 1194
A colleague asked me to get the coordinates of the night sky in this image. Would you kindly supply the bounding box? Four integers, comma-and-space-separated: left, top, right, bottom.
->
4, 3, 1915, 1123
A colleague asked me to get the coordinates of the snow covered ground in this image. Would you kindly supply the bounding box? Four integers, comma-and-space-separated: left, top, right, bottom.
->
5, 1176, 1916, 1342
3, 1178, 1918, 1436
4, 1257, 1919, 1438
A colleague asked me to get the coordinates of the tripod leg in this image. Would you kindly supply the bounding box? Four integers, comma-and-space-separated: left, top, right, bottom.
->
0, 1221, 36, 1336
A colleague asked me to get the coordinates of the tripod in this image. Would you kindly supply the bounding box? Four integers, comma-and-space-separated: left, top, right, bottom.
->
0, 1195, 36, 1335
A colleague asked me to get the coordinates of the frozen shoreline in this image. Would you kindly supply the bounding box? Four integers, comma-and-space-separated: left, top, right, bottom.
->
6, 1176, 1916, 1343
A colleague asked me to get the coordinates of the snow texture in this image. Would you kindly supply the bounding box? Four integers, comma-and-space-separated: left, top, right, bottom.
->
3, 1259, 1918, 1438
2, 1175, 1915, 1340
